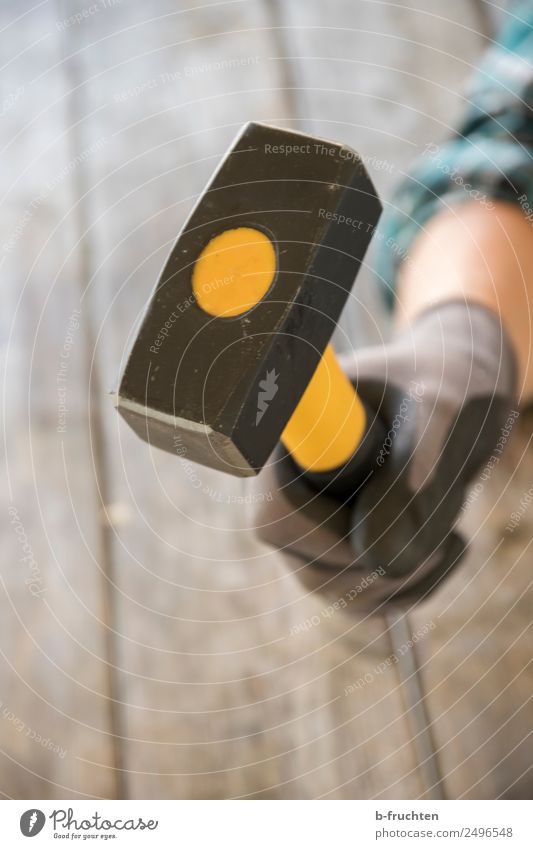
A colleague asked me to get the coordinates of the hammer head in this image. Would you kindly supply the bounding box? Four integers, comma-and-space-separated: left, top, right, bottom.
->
116, 123, 381, 476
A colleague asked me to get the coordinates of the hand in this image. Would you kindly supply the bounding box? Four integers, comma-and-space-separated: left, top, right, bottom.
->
256, 302, 517, 609
341, 301, 517, 577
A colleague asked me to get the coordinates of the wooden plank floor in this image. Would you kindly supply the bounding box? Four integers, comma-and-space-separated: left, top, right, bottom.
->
274, 0, 533, 802
412, 409, 533, 800
1, 0, 532, 800
0, 0, 117, 797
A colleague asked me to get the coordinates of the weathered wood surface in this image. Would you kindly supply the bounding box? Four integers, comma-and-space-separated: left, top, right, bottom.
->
275, 0, 491, 348
277, 0, 533, 801
0, 0, 116, 797
413, 409, 533, 799
64, 0, 423, 800
1, 0, 531, 800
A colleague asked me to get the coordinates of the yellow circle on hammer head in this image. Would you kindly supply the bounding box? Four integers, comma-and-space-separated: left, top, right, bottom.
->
192, 226, 276, 317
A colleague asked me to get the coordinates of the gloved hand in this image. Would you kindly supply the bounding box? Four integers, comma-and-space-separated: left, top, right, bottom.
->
341, 300, 517, 574
256, 301, 517, 608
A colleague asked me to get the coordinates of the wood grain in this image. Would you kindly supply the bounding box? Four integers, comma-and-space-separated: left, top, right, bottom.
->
0, 0, 116, 798
273, 0, 490, 348
64, 0, 425, 799
3, 0, 531, 801
412, 410, 533, 799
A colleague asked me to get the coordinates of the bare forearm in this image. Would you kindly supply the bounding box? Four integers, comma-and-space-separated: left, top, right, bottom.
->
396, 201, 533, 402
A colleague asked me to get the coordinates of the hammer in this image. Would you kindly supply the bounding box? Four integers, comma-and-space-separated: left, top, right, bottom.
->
117, 122, 384, 502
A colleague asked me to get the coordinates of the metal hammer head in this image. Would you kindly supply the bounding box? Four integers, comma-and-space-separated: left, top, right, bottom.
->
116, 122, 381, 476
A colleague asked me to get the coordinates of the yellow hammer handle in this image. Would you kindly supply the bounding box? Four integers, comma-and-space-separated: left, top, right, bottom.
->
281, 344, 367, 472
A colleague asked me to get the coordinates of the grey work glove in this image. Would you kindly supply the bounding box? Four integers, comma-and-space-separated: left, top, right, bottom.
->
341, 300, 517, 575
256, 301, 518, 609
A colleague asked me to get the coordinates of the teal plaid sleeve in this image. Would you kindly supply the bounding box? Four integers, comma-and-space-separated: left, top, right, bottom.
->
376, 2, 533, 308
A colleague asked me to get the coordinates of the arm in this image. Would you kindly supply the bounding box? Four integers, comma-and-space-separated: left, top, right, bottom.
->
256, 2, 533, 606
377, 0, 533, 399
396, 200, 533, 402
